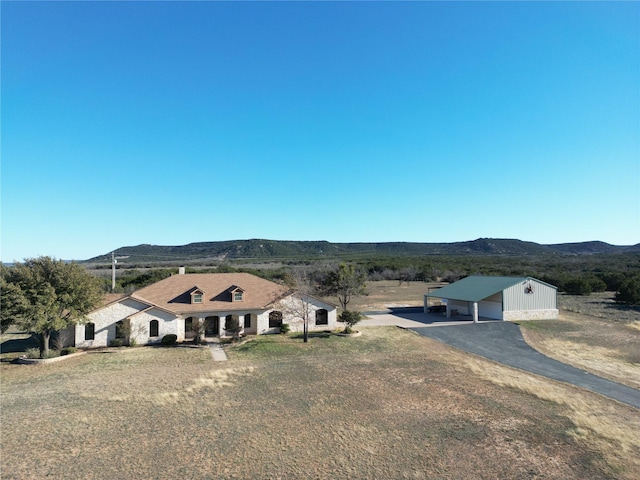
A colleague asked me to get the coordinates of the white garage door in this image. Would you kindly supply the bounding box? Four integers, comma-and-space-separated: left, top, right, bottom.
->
478, 300, 502, 320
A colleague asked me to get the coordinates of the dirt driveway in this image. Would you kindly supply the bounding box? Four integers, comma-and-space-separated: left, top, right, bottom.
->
362, 309, 640, 409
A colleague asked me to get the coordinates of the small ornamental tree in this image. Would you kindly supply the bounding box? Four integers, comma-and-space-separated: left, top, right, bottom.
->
224, 315, 241, 341
192, 318, 206, 345
1, 257, 102, 356
339, 310, 362, 334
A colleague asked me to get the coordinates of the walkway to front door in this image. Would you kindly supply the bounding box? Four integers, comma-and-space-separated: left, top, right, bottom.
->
207, 337, 227, 361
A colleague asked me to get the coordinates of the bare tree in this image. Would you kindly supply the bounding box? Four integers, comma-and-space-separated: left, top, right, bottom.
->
398, 267, 418, 285
282, 267, 316, 343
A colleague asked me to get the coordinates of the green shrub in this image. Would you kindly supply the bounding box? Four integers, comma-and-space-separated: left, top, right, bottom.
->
587, 276, 607, 293
161, 334, 177, 346
280, 323, 290, 334
61, 347, 78, 356
109, 339, 124, 347
338, 310, 362, 333
564, 277, 592, 296
25, 347, 41, 359
42, 350, 60, 359
615, 277, 640, 305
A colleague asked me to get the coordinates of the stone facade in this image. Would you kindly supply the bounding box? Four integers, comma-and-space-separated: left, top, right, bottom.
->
75, 289, 337, 348
503, 309, 559, 321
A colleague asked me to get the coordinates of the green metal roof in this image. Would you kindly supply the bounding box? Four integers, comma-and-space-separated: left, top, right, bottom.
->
425, 276, 531, 302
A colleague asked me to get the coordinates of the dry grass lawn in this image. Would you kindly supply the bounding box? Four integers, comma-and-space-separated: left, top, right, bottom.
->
2, 283, 639, 479
519, 293, 640, 390
2, 328, 639, 479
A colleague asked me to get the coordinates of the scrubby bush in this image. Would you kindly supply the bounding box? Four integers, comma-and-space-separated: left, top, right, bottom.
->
280, 323, 290, 334
563, 277, 592, 296
61, 347, 78, 356
615, 277, 640, 305
161, 334, 177, 346
42, 349, 60, 359
25, 347, 41, 359
109, 339, 124, 347
598, 272, 627, 292
587, 276, 607, 293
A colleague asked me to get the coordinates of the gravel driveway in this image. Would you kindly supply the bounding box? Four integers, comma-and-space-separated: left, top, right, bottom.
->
362, 310, 640, 409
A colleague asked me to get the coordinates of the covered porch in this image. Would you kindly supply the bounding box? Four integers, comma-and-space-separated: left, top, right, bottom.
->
184, 312, 258, 339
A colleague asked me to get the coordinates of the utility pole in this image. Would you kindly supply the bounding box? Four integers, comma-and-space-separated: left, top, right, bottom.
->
110, 253, 129, 292
112, 252, 117, 292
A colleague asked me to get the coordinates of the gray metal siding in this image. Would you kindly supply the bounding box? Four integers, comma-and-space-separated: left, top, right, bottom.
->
503, 279, 557, 312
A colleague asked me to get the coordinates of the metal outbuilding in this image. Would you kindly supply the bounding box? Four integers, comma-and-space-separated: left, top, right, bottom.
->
424, 275, 558, 322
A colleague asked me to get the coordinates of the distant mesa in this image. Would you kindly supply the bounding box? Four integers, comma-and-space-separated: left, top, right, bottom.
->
83, 238, 639, 264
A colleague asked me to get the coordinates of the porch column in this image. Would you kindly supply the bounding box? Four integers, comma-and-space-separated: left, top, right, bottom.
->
446, 303, 451, 319
197, 317, 205, 339
472, 302, 479, 323
219, 315, 226, 337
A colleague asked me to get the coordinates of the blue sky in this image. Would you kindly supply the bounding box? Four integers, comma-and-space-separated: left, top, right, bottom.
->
2, 1, 639, 261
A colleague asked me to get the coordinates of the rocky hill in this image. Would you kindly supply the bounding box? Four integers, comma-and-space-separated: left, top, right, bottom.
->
84, 238, 639, 265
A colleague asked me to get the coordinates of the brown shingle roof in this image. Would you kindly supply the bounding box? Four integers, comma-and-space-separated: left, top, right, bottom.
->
131, 273, 291, 314
98, 293, 128, 308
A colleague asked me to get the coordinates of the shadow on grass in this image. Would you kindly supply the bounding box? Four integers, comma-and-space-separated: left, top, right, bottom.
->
291, 331, 333, 340
603, 302, 640, 314
147, 342, 205, 349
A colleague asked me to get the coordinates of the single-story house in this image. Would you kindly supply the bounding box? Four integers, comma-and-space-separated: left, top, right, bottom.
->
75, 271, 337, 348
424, 275, 558, 322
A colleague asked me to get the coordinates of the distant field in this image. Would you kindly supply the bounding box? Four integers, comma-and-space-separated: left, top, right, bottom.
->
319, 280, 443, 311
558, 291, 640, 324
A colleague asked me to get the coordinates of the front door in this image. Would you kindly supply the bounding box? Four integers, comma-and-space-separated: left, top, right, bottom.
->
205, 316, 219, 336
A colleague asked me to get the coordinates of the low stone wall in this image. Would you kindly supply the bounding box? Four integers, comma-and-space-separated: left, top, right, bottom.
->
17, 351, 86, 365
503, 309, 559, 321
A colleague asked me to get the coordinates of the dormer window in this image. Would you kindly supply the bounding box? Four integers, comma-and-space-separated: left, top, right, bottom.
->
231, 287, 244, 302
190, 288, 205, 304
